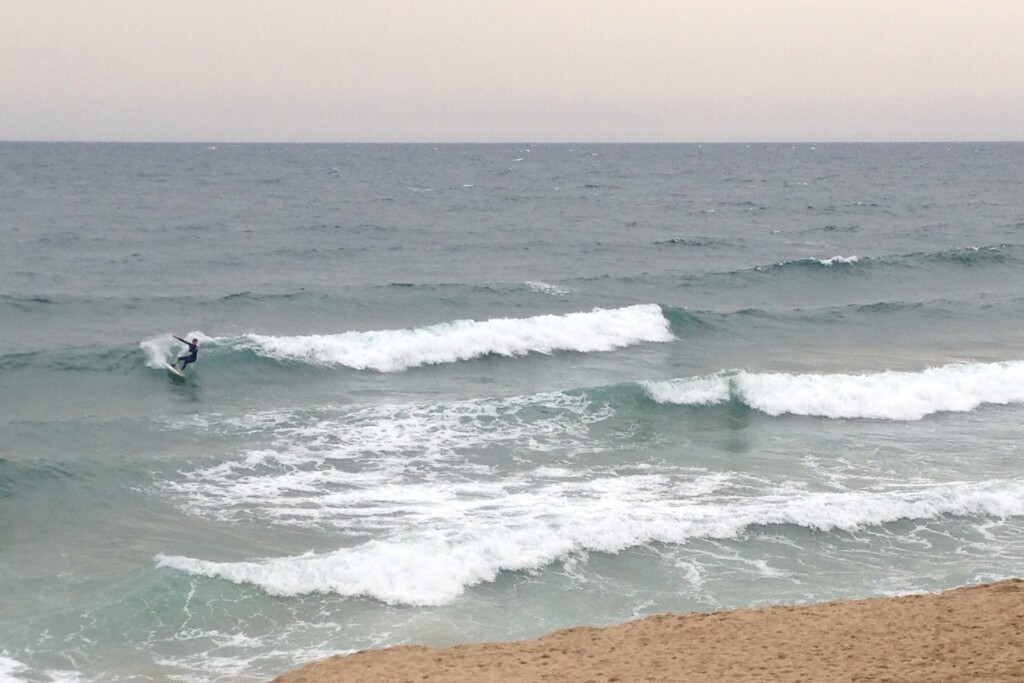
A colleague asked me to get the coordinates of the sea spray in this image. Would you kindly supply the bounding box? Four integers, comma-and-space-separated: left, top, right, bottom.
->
139, 331, 209, 369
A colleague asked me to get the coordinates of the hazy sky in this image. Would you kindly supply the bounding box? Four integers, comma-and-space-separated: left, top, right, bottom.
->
3, 1, 1023, 142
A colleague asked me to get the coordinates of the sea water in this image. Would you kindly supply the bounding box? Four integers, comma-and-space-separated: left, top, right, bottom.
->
1, 142, 1023, 681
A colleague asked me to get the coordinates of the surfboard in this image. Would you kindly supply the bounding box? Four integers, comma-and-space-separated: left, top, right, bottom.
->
165, 363, 186, 379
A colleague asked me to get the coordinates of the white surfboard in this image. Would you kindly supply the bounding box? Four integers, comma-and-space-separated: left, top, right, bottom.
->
165, 363, 186, 378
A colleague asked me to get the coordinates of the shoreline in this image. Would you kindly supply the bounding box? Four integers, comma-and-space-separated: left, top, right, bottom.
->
269, 579, 1024, 682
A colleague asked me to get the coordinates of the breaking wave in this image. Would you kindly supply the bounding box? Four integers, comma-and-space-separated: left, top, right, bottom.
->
156, 477, 1024, 606
232, 304, 673, 372
642, 361, 1024, 420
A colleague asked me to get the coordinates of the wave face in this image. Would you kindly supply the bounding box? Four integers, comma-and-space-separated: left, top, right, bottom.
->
740, 244, 1020, 277
757, 255, 862, 271
643, 361, 1024, 420
232, 304, 673, 371
156, 477, 1024, 606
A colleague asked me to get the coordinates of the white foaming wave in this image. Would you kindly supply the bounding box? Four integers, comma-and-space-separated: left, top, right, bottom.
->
235, 304, 672, 371
157, 472, 732, 605
817, 255, 859, 265
156, 477, 1024, 606
643, 361, 1024, 420
645, 375, 730, 406
139, 331, 209, 369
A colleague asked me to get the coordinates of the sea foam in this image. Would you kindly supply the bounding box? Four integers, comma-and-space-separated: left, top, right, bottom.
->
0, 656, 82, 683
235, 304, 672, 371
643, 361, 1024, 420
161, 392, 617, 523
156, 477, 1024, 606
0, 657, 27, 681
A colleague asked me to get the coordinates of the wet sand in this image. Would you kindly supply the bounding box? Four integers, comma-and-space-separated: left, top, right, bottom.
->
270, 579, 1024, 682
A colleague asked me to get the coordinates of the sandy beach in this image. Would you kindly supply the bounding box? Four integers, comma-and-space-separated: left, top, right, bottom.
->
270, 579, 1023, 682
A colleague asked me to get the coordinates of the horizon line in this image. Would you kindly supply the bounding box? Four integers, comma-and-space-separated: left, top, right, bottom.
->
3, 138, 1023, 146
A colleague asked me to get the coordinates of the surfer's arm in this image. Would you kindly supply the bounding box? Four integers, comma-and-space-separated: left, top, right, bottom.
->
172, 335, 187, 344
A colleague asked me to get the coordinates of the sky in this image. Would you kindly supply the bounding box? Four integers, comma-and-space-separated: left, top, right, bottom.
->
2, 0, 1023, 142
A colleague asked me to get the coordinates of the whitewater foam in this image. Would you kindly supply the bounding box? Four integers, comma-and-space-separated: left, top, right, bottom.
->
0, 656, 82, 683
161, 392, 617, 524
0, 657, 26, 682
233, 304, 672, 371
643, 361, 1024, 420
156, 478, 1024, 606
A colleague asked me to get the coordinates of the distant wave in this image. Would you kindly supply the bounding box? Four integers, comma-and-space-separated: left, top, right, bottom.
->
568, 244, 1022, 290
376, 280, 572, 297
1, 290, 331, 312
523, 280, 570, 296
809, 223, 860, 234
921, 244, 1015, 266
655, 297, 979, 334
155, 477, 1024, 606
817, 255, 860, 265
754, 255, 863, 272
653, 236, 737, 248
233, 304, 673, 372
218, 289, 322, 303
642, 361, 1024, 420
697, 298, 964, 327
0, 294, 60, 310
751, 244, 1018, 275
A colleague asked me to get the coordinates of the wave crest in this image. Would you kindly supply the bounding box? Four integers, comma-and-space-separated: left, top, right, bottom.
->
235, 305, 673, 372
643, 361, 1024, 420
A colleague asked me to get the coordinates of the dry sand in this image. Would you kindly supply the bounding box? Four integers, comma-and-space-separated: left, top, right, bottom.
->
270, 579, 1023, 682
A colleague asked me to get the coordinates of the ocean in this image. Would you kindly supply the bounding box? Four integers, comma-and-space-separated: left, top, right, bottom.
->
1, 142, 1023, 682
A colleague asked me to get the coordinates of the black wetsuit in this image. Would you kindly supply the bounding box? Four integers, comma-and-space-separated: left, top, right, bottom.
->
178, 341, 198, 370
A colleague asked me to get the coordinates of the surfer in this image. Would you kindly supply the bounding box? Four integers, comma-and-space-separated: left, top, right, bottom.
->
173, 335, 199, 371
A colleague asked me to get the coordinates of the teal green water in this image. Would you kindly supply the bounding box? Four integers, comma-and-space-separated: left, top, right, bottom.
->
2, 143, 1023, 681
